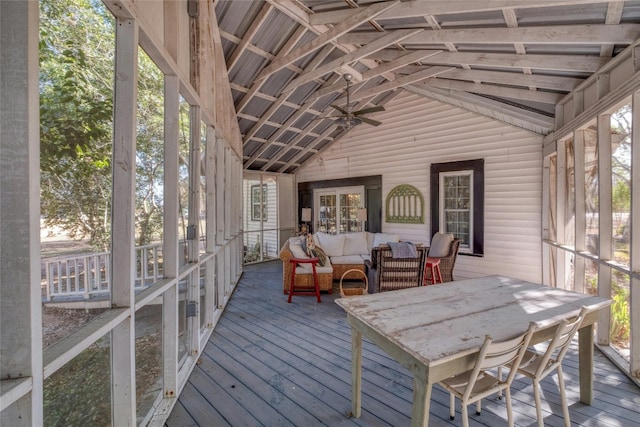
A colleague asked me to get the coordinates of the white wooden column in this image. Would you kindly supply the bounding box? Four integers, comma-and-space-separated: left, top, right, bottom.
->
188, 106, 201, 355
224, 148, 232, 295
111, 17, 138, 425
204, 126, 217, 327
597, 113, 613, 346
215, 137, 225, 307
162, 74, 180, 400
225, 147, 232, 242
542, 156, 551, 286
630, 91, 640, 377
216, 137, 225, 247
574, 130, 586, 294
556, 139, 567, 288
0, 1, 43, 424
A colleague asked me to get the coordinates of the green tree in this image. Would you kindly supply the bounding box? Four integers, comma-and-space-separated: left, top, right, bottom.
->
40, 0, 170, 250
39, 0, 115, 250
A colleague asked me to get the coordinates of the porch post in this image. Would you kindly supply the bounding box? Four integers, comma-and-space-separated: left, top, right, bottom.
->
110, 17, 138, 425
0, 1, 43, 424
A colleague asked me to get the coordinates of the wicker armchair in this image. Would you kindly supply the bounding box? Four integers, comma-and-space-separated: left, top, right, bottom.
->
426, 238, 461, 282
365, 244, 427, 293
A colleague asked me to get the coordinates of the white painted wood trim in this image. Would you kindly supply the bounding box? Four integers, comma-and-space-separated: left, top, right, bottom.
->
110, 17, 138, 426
162, 74, 180, 402
574, 130, 586, 294
631, 91, 640, 377
205, 125, 217, 329
556, 139, 567, 288
542, 156, 551, 286
597, 113, 613, 346
0, 1, 43, 423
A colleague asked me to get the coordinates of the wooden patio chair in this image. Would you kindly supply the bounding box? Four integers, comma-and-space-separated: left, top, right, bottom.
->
365, 244, 427, 293
439, 322, 537, 427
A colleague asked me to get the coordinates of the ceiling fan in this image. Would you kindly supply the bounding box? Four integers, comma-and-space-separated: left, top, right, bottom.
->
329, 73, 385, 129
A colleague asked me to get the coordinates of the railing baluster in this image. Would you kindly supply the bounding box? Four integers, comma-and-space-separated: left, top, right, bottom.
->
42, 242, 165, 299
84, 256, 90, 299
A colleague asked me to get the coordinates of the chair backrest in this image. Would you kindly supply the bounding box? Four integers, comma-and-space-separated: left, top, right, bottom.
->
532, 305, 593, 378
370, 244, 427, 292
463, 322, 537, 400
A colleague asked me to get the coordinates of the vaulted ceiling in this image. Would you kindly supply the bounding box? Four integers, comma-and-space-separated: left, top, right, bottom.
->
214, 0, 640, 173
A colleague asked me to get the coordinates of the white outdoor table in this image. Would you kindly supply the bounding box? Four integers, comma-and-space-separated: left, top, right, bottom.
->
335, 275, 612, 427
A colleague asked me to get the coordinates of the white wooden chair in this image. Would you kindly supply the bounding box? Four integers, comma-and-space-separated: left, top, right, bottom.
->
508, 305, 594, 427
439, 322, 537, 427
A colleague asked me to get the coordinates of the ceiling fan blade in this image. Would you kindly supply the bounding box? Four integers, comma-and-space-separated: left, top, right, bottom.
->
353, 105, 385, 115
359, 116, 382, 127
330, 104, 348, 115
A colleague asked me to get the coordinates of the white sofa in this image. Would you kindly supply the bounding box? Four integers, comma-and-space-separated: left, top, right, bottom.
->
279, 231, 401, 293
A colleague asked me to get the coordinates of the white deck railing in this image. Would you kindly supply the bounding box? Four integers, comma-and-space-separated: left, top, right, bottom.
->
42, 242, 164, 301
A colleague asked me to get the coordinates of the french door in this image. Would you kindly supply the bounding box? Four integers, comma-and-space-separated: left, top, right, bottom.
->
314, 186, 365, 234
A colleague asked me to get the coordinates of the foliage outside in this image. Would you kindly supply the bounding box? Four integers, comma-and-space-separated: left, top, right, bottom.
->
40, 0, 115, 250
40, 0, 171, 251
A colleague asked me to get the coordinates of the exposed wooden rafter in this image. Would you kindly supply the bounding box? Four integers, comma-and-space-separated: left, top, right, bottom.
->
212, 0, 640, 172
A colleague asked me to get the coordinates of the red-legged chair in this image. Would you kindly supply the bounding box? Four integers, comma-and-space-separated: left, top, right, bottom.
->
288, 257, 321, 303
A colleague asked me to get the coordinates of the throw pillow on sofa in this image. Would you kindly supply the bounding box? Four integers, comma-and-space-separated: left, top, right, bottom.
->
288, 237, 309, 259
343, 232, 369, 255
309, 246, 328, 266
315, 232, 346, 257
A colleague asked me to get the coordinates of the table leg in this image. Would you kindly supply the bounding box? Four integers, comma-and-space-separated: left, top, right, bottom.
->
351, 328, 362, 418
410, 376, 431, 427
578, 324, 594, 405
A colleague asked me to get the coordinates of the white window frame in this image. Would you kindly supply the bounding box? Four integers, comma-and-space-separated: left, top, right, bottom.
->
439, 170, 474, 253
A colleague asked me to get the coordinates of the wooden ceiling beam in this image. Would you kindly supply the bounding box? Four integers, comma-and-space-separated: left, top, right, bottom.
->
256, 1, 400, 81
235, 26, 306, 113
333, 66, 454, 104
283, 28, 423, 93
244, 83, 340, 167
274, 124, 341, 173
243, 45, 334, 143
367, 50, 608, 73
600, 2, 625, 57
227, 3, 273, 72
340, 24, 640, 45
362, 49, 444, 81
310, 0, 616, 25
431, 68, 583, 92
417, 79, 563, 104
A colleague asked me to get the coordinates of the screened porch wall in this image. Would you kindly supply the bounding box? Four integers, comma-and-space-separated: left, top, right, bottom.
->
542, 37, 640, 383
296, 90, 544, 284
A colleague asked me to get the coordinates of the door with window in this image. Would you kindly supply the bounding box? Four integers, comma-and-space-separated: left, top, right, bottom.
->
314, 186, 365, 234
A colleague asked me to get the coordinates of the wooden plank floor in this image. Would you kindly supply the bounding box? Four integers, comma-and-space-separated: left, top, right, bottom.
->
167, 261, 640, 427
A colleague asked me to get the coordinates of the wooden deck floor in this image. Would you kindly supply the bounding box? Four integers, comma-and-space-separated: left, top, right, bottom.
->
166, 261, 640, 427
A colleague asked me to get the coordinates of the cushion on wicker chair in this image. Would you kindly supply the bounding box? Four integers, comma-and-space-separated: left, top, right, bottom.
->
429, 232, 453, 257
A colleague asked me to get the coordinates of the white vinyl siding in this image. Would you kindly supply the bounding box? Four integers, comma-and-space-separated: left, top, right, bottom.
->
296, 92, 543, 283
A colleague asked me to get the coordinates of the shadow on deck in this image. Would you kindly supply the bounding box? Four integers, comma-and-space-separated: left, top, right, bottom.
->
167, 260, 640, 427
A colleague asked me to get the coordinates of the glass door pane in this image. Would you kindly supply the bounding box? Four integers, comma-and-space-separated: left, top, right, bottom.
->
318, 194, 336, 234
315, 186, 365, 234
340, 193, 362, 233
